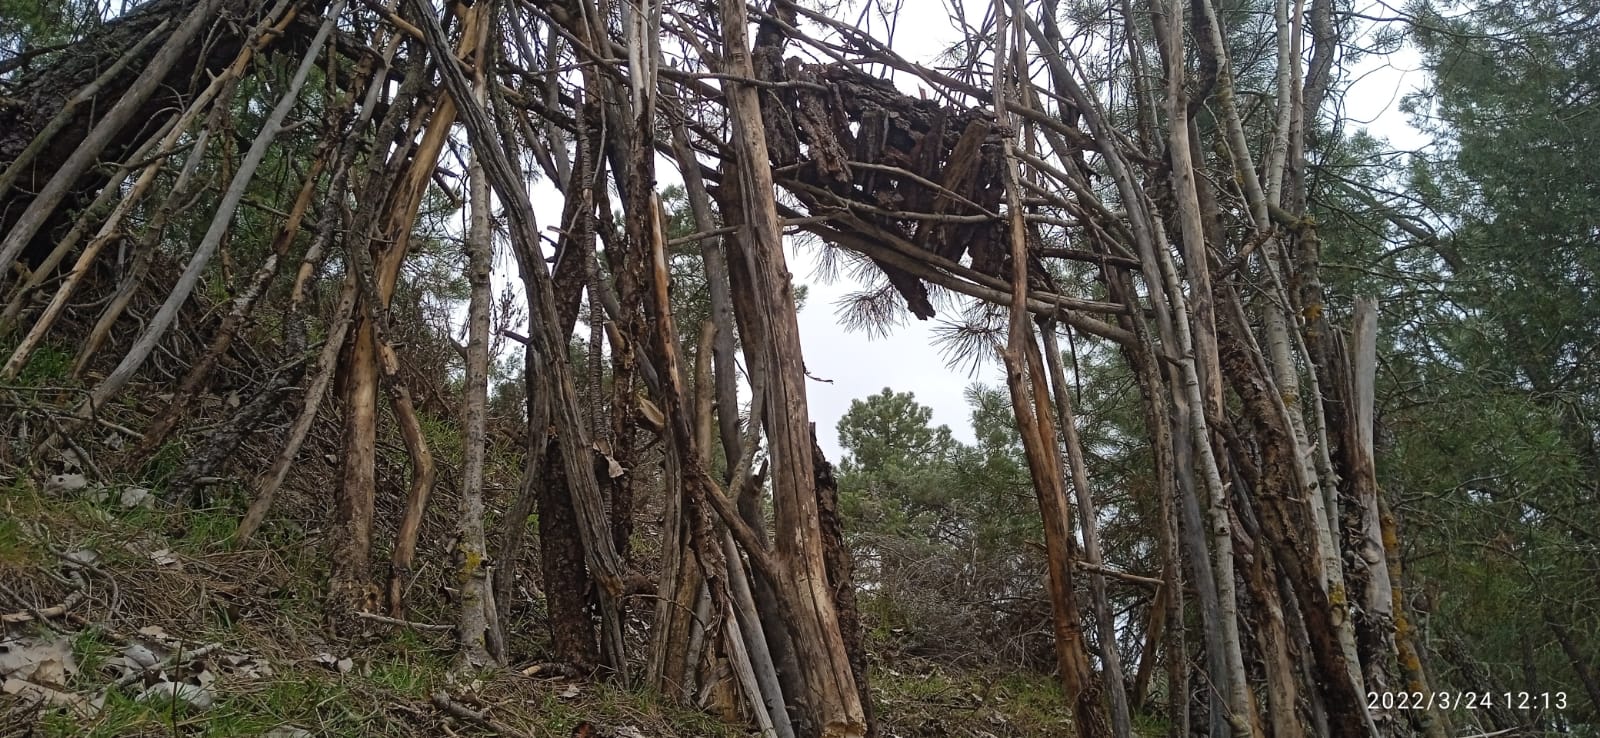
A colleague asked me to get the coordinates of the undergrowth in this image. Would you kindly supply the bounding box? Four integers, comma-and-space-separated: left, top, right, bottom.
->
3, 479, 1082, 737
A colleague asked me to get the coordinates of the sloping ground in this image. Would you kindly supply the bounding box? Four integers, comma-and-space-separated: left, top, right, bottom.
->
0, 481, 744, 737
0, 480, 1078, 737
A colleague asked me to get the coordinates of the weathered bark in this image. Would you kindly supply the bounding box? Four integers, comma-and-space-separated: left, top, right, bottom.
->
1227, 452, 1306, 738
328, 33, 430, 623
0, 0, 285, 279
1113, 272, 1193, 737
712, 169, 808, 719
406, 0, 630, 672
2, 112, 179, 372
1439, 634, 1518, 732
1040, 326, 1131, 738
349, 237, 441, 621
711, 0, 867, 733
1215, 293, 1373, 738
1325, 298, 1399, 721
539, 436, 601, 670
1000, 328, 1113, 738
453, 4, 499, 664
491, 113, 594, 630
1150, 4, 1256, 731
810, 430, 876, 738
649, 327, 716, 698
382, 0, 499, 619
994, 42, 1109, 726
1384, 499, 1450, 738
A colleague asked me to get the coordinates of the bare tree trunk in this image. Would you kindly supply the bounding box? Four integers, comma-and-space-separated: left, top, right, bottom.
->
1215, 293, 1374, 738
0, 0, 234, 278
236, 273, 358, 545
1001, 328, 1113, 738
491, 97, 597, 630
993, 36, 1109, 723
1228, 458, 1306, 738
452, 11, 499, 661
1150, 4, 1256, 730
407, 0, 631, 673
650, 326, 716, 697
810, 430, 876, 738
1330, 298, 1399, 713
1041, 327, 1131, 737
710, 0, 867, 733
540, 436, 602, 669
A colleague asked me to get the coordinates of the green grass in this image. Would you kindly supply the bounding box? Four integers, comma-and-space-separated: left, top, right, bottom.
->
138, 440, 188, 487
67, 626, 119, 690
12, 341, 75, 387
0, 512, 41, 567
871, 661, 1078, 737
38, 674, 372, 738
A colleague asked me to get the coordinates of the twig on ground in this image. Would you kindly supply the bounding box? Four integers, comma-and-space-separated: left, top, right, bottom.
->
355, 610, 454, 631
431, 692, 539, 737
1, 591, 85, 624
111, 642, 225, 688
0, 581, 72, 633
53, 545, 121, 614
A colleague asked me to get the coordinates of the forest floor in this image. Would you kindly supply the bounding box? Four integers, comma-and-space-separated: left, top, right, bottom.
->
0, 477, 1080, 737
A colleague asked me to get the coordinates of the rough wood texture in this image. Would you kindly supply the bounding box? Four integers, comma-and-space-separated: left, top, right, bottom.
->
719, 0, 867, 733
747, 28, 1049, 322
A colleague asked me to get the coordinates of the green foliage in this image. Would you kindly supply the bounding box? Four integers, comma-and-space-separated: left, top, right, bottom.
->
0, 0, 99, 53
4, 339, 74, 387
1305, 0, 1600, 708
869, 661, 1077, 737
138, 440, 188, 487
836, 386, 1050, 666
837, 387, 959, 538
0, 510, 40, 567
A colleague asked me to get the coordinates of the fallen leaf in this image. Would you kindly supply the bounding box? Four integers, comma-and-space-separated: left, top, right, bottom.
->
3, 677, 101, 716
119, 487, 155, 509
149, 549, 180, 569
312, 653, 353, 674
123, 643, 160, 671
263, 726, 313, 738
137, 681, 215, 711
0, 636, 77, 687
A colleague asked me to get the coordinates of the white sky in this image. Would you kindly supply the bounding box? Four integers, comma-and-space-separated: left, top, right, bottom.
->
503, 0, 1432, 465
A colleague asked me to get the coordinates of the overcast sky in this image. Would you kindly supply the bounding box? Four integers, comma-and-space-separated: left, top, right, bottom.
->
501, 0, 1431, 465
